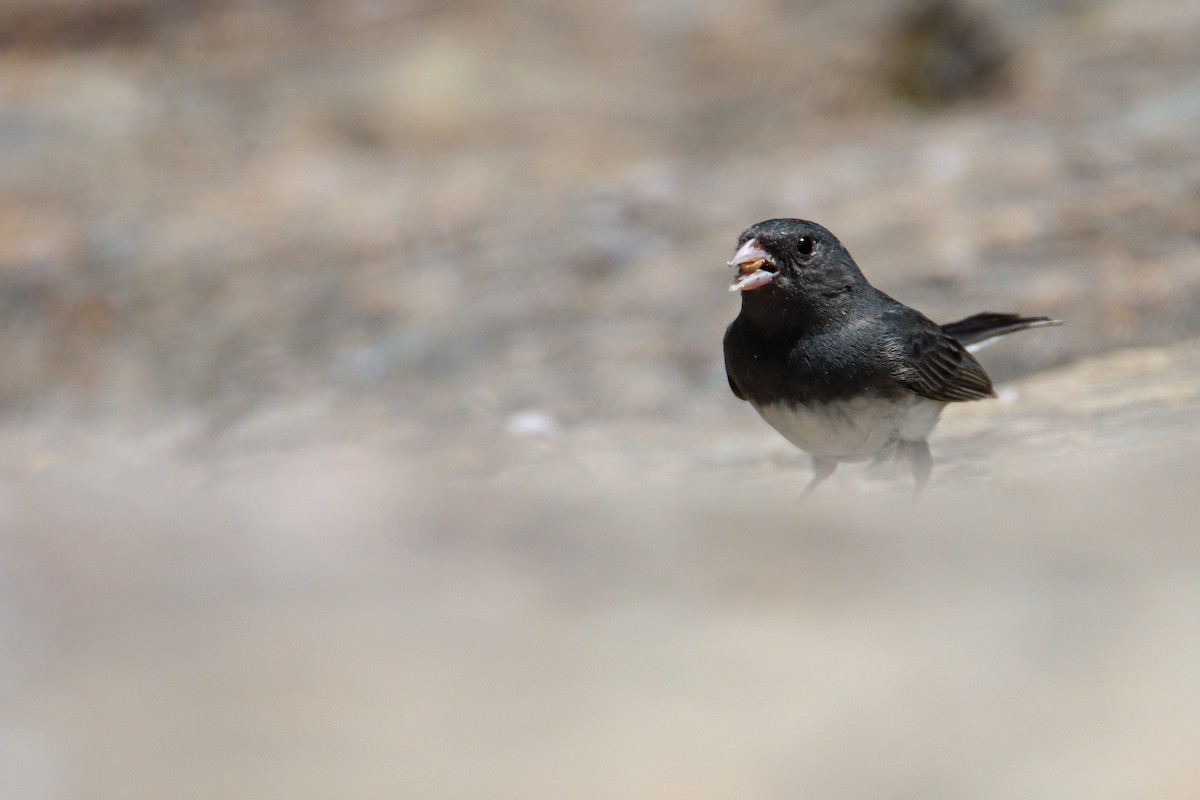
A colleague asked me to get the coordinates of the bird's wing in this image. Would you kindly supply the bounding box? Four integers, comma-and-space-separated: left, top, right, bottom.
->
884, 306, 995, 402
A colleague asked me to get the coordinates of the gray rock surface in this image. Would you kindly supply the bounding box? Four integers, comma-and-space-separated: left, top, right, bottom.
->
1, 340, 1199, 800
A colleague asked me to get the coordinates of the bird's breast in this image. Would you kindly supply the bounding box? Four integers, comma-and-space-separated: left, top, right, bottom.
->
752, 395, 946, 460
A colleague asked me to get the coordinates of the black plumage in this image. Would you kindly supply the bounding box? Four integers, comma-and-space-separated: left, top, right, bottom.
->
722, 218, 1060, 496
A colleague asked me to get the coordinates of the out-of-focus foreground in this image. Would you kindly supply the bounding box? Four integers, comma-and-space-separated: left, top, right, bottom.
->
2, 1, 1200, 798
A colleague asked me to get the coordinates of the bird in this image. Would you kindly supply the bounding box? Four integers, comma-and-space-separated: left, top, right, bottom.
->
722, 218, 1061, 497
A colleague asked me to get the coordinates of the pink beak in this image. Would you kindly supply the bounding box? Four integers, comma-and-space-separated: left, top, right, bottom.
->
728, 239, 777, 292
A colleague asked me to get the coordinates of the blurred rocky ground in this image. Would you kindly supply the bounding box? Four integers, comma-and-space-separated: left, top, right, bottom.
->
2, 0, 1200, 798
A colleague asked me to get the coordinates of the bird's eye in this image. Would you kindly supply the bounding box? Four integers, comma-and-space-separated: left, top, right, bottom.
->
797, 236, 815, 257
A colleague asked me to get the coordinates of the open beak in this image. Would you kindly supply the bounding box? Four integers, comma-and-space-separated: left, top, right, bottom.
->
728, 239, 778, 292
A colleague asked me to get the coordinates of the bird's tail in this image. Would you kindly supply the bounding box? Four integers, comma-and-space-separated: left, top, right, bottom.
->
941, 312, 1063, 351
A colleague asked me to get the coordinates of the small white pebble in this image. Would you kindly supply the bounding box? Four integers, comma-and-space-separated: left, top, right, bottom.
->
505, 410, 559, 438
996, 385, 1020, 404
922, 142, 968, 184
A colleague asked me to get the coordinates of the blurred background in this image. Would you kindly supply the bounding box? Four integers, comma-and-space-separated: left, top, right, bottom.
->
2, 0, 1200, 797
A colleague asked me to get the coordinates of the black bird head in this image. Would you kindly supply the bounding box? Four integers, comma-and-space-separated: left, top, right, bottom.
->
729, 219, 868, 309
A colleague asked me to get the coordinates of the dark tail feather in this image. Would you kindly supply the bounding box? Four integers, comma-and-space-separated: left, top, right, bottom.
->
941, 312, 1062, 349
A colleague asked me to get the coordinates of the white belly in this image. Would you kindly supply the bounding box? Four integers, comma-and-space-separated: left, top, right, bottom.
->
753, 396, 946, 460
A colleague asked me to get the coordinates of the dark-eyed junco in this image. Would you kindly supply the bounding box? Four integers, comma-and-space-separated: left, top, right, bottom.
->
722, 218, 1061, 496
